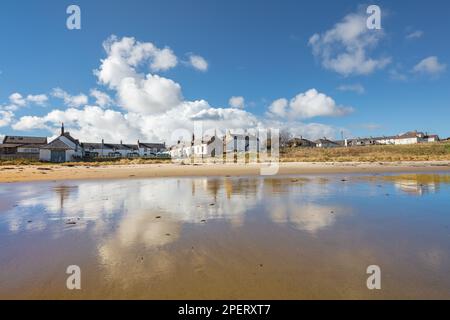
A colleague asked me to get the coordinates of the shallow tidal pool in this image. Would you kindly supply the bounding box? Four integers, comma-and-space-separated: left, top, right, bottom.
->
0, 173, 449, 299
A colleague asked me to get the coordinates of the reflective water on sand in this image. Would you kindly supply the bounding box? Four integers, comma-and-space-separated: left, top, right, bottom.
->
0, 173, 449, 299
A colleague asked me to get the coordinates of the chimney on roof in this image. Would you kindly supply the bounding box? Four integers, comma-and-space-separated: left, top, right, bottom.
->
120, 140, 123, 145
61, 123, 65, 135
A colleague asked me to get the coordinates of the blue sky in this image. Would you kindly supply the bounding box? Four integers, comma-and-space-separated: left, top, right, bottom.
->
0, 0, 449, 143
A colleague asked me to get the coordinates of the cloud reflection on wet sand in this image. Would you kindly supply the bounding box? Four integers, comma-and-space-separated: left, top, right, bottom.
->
0, 173, 449, 299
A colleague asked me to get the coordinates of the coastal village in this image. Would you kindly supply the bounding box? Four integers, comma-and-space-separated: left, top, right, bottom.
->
0, 123, 443, 163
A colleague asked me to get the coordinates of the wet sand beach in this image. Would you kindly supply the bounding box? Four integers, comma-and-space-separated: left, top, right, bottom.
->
1, 161, 449, 183
1, 172, 450, 299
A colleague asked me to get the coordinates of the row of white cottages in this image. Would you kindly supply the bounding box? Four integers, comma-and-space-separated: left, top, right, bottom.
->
38, 125, 167, 162
42, 129, 259, 162
343, 131, 440, 147
1, 126, 259, 162
285, 131, 440, 149
168, 132, 260, 159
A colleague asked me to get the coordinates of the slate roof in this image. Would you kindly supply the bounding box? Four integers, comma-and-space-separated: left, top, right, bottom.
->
315, 138, 338, 145
61, 132, 80, 146
397, 131, 423, 139
138, 142, 166, 149
41, 139, 73, 150
2, 136, 47, 145
0, 143, 22, 148
105, 144, 138, 150
81, 142, 107, 149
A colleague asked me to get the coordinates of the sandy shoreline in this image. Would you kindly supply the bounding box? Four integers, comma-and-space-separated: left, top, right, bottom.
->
1, 161, 449, 183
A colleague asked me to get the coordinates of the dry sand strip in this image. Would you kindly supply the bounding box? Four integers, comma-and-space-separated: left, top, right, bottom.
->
1, 161, 450, 183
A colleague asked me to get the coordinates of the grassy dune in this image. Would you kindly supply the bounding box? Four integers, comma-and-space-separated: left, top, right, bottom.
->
280, 141, 450, 162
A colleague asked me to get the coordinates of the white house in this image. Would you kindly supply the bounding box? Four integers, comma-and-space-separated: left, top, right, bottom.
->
138, 141, 166, 157
106, 143, 139, 158
169, 141, 191, 159
170, 134, 225, 159
0, 136, 47, 158
81, 141, 114, 158
393, 131, 425, 145
224, 131, 259, 154
315, 138, 339, 148
373, 131, 437, 145
81, 141, 140, 158
39, 124, 82, 162
425, 134, 439, 142
192, 135, 224, 158
374, 136, 397, 145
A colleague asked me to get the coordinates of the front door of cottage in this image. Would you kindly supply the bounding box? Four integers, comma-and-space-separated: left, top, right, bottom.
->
50, 150, 66, 163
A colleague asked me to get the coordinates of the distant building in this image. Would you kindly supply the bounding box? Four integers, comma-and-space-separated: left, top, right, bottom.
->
345, 137, 378, 147
223, 131, 259, 154
315, 138, 339, 148
392, 131, 425, 145
39, 124, 82, 162
286, 137, 316, 148
82, 141, 144, 158
169, 141, 191, 159
346, 131, 440, 146
169, 131, 258, 160
192, 135, 224, 158
424, 134, 439, 143
374, 131, 439, 145
170, 133, 224, 159
138, 141, 166, 157
81, 141, 113, 158
0, 135, 47, 159
100, 142, 139, 158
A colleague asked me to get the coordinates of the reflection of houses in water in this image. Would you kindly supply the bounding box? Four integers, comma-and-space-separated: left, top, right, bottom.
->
381, 174, 449, 196
52, 185, 78, 211
7, 177, 340, 236
394, 181, 438, 196
223, 178, 259, 199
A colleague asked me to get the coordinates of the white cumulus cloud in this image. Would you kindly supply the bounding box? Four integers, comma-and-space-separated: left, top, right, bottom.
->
8, 35, 351, 144
90, 89, 114, 108
26, 94, 48, 106
9, 93, 26, 107
228, 96, 245, 109
52, 88, 88, 108
94, 36, 182, 115
308, 11, 390, 76
189, 54, 208, 71
267, 98, 288, 118
5, 92, 48, 110
268, 89, 353, 119
0, 110, 14, 127
11, 115, 48, 131
412, 56, 446, 76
